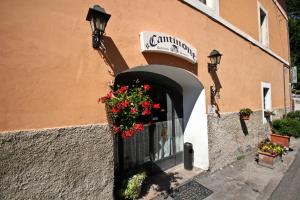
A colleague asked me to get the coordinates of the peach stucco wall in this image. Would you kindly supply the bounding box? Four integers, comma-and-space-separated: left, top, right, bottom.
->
220, 0, 289, 61
0, 0, 290, 131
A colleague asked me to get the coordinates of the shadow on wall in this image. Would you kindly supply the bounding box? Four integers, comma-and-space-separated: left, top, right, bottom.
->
209, 68, 222, 117
239, 116, 249, 136
143, 52, 198, 76
97, 36, 129, 76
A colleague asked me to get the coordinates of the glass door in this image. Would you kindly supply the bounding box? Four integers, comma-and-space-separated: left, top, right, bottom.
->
150, 86, 183, 171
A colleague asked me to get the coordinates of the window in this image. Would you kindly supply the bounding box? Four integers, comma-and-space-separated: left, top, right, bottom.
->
258, 3, 269, 47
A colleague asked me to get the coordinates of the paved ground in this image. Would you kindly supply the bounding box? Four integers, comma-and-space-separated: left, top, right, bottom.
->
152, 137, 300, 200
269, 145, 300, 200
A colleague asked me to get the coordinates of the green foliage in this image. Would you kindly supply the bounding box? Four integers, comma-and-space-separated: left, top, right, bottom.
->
120, 171, 147, 200
239, 108, 253, 116
272, 118, 300, 138
237, 155, 245, 160
287, 0, 300, 86
258, 139, 285, 156
286, 111, 300, 121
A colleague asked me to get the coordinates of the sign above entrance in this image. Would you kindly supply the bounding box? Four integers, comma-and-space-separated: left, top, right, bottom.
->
140, 31, 197, 64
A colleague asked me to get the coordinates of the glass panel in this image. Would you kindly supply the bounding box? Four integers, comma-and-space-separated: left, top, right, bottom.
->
123, 126, 150, 169
174, 117, 183, 153
199, 0, 206, 4
153, 92, 173, 161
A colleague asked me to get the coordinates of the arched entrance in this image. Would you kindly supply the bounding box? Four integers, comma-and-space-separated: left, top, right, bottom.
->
115, 65, 209, 171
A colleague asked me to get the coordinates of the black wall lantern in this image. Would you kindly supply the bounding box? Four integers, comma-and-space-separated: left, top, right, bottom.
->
208, 49, 222, 73
86, 5, 111, 49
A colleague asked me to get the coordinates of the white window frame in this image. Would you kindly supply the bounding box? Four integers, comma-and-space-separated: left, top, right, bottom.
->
261, 82, 272, 124
182, 0, 219, 16
257, 2, 269, 47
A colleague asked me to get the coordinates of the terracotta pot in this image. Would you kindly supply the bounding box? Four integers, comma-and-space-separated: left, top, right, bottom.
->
258, 151, 279, 168
270, 133, 290, 149
240, 114, 250, 120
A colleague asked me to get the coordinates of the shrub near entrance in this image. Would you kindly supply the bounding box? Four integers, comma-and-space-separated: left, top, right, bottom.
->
286, 111, 300, 121
272, 118, 300, 138
99, 81, 160, 139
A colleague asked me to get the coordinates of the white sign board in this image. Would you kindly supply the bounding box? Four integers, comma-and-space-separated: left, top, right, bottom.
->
140, 31, 197, 64
292, 94, 300, 99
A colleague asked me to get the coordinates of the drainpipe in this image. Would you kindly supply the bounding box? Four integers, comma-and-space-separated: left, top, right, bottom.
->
283, 64, 287, 115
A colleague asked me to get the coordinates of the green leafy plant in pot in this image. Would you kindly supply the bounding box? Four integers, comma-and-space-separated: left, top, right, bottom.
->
264, 110, 275, 118
239, 108, 253, 120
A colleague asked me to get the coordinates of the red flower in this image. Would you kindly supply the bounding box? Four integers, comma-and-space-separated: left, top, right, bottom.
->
120, 100, 130, 108
152, 103, 160, 109
142, 101, 151, 108
111, 107, 120, 113
134, 123, 144, 131
107, 91, 113, 98
117, 86, 128, 93
99, 91, 113, 103
142, 108, 151, 116
112, 126, 120, 133
130, 108, 137, 113
121, 129, 135, 139
143, 84, 151, 91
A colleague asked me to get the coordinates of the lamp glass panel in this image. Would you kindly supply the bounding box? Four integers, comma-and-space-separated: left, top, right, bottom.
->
95, 17, 101, 30
210, 56, 217, 65
90, 16, 95, 31
99, 17, 107, 32
216, 55, 221, 64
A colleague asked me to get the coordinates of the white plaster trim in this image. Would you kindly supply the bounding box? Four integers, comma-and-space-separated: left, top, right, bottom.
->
184, 89, 209, 170
257, 2, 270, 48
272, 0, 288, 20
183, 0, 219, 16
181, 0, 289, 66
261, 82, 272, 124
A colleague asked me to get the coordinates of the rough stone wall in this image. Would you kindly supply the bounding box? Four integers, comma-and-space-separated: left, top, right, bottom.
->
273, 108, 290, 120
207, 109, 285, 172
0, 124, 114, 200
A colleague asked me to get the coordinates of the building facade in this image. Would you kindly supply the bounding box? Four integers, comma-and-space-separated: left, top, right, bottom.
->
0, 0, 290, 199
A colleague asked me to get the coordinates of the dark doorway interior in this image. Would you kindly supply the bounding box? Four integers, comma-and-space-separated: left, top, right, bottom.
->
117, 82, 184, 174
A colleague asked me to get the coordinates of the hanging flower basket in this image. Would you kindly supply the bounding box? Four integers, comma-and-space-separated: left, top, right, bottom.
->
99, 81, 160, 139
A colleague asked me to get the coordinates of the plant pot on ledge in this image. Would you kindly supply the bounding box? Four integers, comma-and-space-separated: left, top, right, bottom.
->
239, 108, 253, 120
240, 114, 250, 120
270, 133, 290, 149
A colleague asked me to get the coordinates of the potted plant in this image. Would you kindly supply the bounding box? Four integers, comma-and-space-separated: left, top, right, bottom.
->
270, 118, 300, 149
257, 139, 284, 168
239, 108, 253, 120
120, 171, 147, 200
264, 110, 275, 118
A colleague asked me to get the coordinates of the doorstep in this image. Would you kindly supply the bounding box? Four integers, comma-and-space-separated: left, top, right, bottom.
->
140, 164, 203, 199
